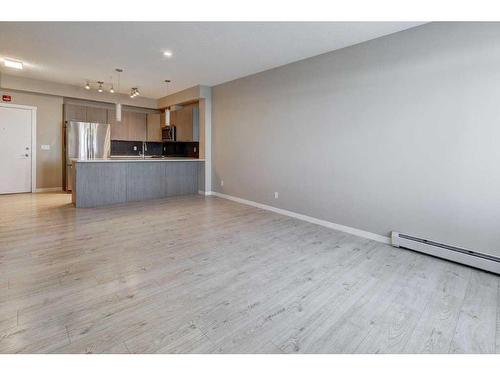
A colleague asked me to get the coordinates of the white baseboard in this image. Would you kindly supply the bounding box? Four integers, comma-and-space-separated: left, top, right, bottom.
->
208, 191, 390, 244
35, 187, 62, 193
198, 190, 213, 196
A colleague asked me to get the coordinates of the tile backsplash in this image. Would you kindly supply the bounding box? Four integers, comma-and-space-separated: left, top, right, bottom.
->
144, 142, 163, 156
111, 140, 199, 158
111, 140, 142, 156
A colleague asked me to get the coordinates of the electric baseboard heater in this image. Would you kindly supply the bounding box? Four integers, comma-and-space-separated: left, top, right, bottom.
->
391, 231, 500, 275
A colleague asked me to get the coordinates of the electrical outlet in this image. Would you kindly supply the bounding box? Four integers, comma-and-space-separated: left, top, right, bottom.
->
220, 180, 224, 187
274, 192, 279, 199
133, 146, 137, 151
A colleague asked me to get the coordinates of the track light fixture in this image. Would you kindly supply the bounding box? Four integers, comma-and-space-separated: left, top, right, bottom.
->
84, 75, 139, 100
130, 87, 140, 98
84, 80, 117, 93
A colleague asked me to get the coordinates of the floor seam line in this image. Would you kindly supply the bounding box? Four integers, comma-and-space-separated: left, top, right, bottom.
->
447, 270, 473, 354
65, 325, 72, 344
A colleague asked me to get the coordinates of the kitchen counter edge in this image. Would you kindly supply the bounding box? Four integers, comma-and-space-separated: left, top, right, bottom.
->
72, 158, 205, 163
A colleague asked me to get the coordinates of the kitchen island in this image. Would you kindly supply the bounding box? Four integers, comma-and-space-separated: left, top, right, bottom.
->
71, 157, 204, 207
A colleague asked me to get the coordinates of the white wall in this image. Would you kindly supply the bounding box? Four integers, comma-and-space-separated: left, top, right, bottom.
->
212, 22, 500, 257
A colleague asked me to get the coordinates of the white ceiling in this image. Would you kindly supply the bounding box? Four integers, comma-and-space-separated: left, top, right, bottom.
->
0, 22, 424, 98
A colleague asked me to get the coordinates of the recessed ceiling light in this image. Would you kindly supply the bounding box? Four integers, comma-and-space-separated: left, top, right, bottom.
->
4, 59, 23, 70
163, 51, 173, 58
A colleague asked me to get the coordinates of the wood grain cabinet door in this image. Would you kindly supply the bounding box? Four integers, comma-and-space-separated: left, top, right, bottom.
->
108, 110, 146, 141
127, 112, 147, 141
108, 109, 127, 140
86, 107, 108, 123
147, 113, 162, 141
64, 104, 87, 122
174, 106, 194, 141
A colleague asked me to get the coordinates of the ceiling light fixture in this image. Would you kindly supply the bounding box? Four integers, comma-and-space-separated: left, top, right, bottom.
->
163, 50, 173, 58
109, 86, 115, 93
85, 82, 91, 90
115, 68, 123, 122
97, 81, 104, 93
4, 59, 23, 70
164, 80, 171, 126
130, 87, 140, 98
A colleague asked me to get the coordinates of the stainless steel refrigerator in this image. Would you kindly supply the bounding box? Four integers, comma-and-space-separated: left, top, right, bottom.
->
66, 121, 111, 191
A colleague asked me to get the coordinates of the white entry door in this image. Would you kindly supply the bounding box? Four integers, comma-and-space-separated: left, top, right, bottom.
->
0, 105, 33, 194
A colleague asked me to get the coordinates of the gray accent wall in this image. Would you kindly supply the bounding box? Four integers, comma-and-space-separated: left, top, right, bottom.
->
212, 22, 500, 257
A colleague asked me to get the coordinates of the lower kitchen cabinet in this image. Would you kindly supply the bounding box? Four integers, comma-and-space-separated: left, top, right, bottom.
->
72, 160, 202, 207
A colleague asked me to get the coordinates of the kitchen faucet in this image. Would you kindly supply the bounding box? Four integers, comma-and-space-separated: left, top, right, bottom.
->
140, 141, 148, 159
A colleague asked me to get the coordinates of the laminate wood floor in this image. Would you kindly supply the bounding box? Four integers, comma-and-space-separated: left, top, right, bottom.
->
0, 192, 499, 353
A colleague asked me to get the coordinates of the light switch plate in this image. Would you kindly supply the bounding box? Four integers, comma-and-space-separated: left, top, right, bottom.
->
40, 144, 50, 150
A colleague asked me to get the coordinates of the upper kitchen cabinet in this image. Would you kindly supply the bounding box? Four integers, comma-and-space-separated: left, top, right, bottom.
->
126, 112, 147, 141
108, 109, 147, 141
108, 109, 124, 140
171, 103, 200, 142
64, 104, 108, 123
64, 104, 87, 122
86, 106, 108, 123
65, 102, 151, 141
147, 113, 162, 142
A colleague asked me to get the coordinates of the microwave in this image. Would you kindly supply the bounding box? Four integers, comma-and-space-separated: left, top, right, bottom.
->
162, 126, 176, 141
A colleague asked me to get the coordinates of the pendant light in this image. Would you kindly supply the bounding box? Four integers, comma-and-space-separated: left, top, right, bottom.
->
164, 80, 171, 126
115, 68, 123, 122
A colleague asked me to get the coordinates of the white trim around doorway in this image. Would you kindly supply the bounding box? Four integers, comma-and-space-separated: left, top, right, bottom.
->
0, 102, 37, 192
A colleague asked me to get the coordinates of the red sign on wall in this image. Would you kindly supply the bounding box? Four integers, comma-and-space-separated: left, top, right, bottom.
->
2, 95, 12, 102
